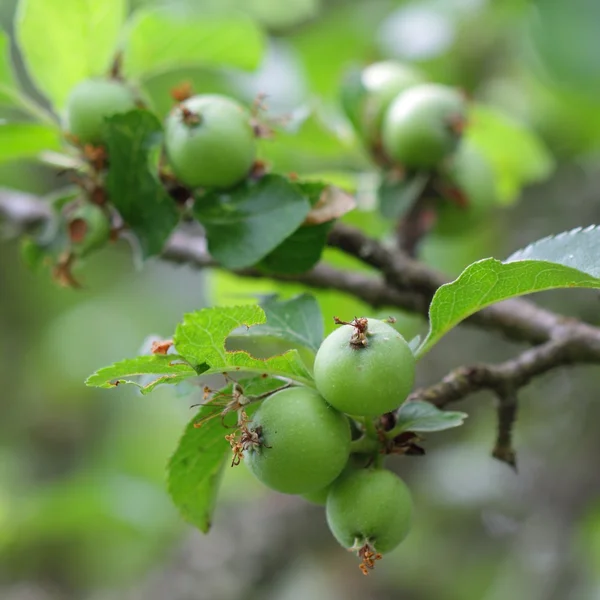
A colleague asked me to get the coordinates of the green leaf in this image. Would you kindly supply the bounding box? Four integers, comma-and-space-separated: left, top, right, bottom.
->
16, 0, 126, 109
259, 221, 333, 274
194, 175, 311, 270
122, 8, 265, 78
229, 294, 324, 354
467, 105, 554, 204
0, 30, 19, 106
104, 109, 179, 257
0, 122, 61, 163
174, 304, 314, 386
418, 226, 600, 356
85, 355, 197, 394
506, 225, 600, 272
395, 401, 468, 433
167, 407, 229, 533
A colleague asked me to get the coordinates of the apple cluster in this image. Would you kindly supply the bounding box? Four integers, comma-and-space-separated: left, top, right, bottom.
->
61, 78, 259, 255
342, 60, 498, 219
241, 317, 416, 573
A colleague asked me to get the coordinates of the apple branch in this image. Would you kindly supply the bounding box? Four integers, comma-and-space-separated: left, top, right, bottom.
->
3, 189, 600, 433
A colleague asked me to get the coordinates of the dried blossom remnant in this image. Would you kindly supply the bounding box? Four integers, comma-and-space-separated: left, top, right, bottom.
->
68, 218, 88, 244
179, 106, 202, 127
350, 541, 383, 575
52, 252, 82, 289
192, 381, 292, 430
151, 339, 173, 355
225, 411, 267, 467
386, 431, 426, 456
170, 81, 194, 103
192, 382, 250, 429
334, 316, 370, 347
82, 144, 108, 172
249, 159, 268, 181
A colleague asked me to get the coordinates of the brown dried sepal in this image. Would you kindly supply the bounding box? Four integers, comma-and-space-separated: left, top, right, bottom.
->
90, 185, 108, 206
351, 541, 383, 575
383, 430, 426, 456
52, 252, 82, 289
250, 93, 274, 138
82, 144, 108, 172
68, 218, 88, 244
249, 159, 269, 181
225, 411, 268, 467
151, 339, 173, 355
334, 316, 370, 348
171, 81, 194, 103
192, 382, 249, 429
179, 106, 202, 127
252, 118, 275, 139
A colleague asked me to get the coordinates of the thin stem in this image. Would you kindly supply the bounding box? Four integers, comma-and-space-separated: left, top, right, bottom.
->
354, 415, 379, 440
349, 436, 380, 455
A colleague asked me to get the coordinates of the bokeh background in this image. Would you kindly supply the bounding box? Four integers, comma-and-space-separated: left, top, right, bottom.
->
2, 0, 600, 598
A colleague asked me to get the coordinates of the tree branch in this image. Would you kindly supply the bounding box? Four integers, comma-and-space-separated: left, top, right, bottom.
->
327, 222, 600, 347
408, 336, 588, 409
4, 189, 600, 418
492, 389, 518, 469
165, 230, 429, 314
403, 334, 598, 465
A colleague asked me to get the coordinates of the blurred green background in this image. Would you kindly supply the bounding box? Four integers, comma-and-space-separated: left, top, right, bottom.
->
2, 0, 600, 598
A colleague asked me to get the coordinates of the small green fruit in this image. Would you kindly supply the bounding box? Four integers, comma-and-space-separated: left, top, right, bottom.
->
447, 139, 497, 211
67, 202, 111, 256
360, 61, 424, 144
341, 61, 424, 146
382, 83, 467, 169
164, 94, 256, 190
245, 387, 351, 494
326, 468, 413, 554
313, 318, 415, 417
65, 79, 137, 144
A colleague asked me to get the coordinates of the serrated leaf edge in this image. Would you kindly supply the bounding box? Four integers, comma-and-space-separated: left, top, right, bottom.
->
507, 224, 599, 262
